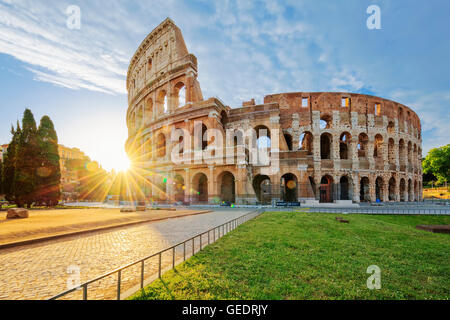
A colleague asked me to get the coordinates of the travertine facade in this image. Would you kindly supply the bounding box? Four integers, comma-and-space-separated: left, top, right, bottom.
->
125, 19, 423, 205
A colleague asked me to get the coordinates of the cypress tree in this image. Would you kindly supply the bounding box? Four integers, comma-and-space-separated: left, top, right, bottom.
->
2, 124, 21, 203
14, 109, 40, 208
36, 116, 61, 206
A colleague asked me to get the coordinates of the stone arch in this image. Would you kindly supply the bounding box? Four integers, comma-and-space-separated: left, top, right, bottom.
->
192, 172, 208, 203
320, 133, 332, 159
218, 171, 236, 203
145, 97, 153, 123
375, 176, 385, 202
174, 174, 185, 202
320, 114, 332, 129
254, 125, 271, 149
387, 121, 395, 134
320, 175, 334, 203
253, 175, 271, 204
358, 133, 369, 158
360, 176, 370, 202
157, 90, 168, 114
339, 132, 351, 160
156, 132, 166, 157
389, 177, 396, 201
281, 173, 298, 202
299, 132, 313, 155
174, 81, 186, 108
374, 134, 384, 158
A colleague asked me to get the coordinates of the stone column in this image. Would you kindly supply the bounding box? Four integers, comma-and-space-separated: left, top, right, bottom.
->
184, 168, 191, 204
352, 173, 360, 203
208, 166, 216, 204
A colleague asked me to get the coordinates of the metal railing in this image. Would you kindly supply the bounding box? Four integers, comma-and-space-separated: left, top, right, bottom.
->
307, 207, 450, 215
48, 209, 263, 300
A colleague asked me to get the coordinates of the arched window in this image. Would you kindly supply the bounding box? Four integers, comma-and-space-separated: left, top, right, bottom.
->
175, 82, 186, 108
340, 132, 351, 159
299, 132, 313, 155
358, 133, 369, 158
320, 114, 332, 129
284, 133, 293, 151
156, 133, 166, 157
157, 90, 168, 114
145, 98, 153, 123
374, 134, 383, 158
254, 125, 271, 149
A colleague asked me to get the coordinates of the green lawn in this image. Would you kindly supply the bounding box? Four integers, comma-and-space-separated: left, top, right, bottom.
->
130, 212, 450, 300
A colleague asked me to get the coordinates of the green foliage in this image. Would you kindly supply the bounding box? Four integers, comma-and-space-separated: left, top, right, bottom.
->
36, 116, 61, 206
2, 124, 21, 203
13, 109, 40, 207
65, 157, 109, 201
423, 144, 450, 184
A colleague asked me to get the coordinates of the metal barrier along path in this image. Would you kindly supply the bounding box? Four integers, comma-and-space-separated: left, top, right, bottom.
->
307, 207, 450, 215
48, 209, 263, 300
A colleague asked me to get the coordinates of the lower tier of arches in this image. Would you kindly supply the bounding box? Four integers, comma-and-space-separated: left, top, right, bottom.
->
135, 167, 423, 205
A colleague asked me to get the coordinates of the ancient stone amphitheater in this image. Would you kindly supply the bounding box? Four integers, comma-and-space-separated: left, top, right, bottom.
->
125, 18, 423, 206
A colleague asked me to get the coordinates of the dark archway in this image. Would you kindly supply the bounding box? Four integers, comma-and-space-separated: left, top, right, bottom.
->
219, 171, 235, 203
174, 174, 185, 202
389, 177, 396, 201
253, 175, 271, 204
281, 173, 298, 202
320, 175, 334, 203
156, 133, 166, 157
320, 133, 332, 159
340, 176, 350, 200
192, 173, 208, 203
360, 177, 370, 202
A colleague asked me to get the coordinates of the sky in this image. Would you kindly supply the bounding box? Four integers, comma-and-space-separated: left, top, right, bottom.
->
0, 0, 449, 171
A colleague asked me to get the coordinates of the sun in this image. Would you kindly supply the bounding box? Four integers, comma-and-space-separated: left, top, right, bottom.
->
114, 156, 131, 173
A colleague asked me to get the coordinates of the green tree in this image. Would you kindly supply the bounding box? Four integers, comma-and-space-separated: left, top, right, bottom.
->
36, 116, 61, 206
14, 109, 40, 208
2, 123, 21, 203
423, 144, 450, 185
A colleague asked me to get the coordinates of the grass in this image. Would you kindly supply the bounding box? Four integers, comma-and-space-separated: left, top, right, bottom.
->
131, 212, 450, 300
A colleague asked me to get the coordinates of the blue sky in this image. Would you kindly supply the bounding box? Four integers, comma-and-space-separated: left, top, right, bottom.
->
0, 0, 449, 171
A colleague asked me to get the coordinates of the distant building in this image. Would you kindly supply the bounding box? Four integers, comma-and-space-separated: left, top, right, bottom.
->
58, 145, 86, 186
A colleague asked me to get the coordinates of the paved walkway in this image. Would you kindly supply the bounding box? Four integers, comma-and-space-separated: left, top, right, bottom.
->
0, 209, 252, 300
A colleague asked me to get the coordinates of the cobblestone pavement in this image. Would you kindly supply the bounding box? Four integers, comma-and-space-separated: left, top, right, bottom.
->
0, 209, 253, 300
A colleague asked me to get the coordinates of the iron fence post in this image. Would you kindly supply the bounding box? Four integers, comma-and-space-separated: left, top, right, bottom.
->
117, 270, 121, 300
141, 260, 144, 289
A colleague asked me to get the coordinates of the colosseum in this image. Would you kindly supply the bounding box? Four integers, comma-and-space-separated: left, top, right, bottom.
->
125, 18, 423, 206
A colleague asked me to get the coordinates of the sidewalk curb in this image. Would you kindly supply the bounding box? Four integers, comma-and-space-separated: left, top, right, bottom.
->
0, 210, 213, 250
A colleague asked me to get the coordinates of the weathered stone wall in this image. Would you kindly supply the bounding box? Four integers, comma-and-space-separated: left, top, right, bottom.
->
125, 19, 423, 205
